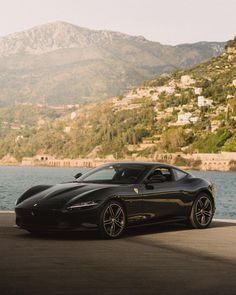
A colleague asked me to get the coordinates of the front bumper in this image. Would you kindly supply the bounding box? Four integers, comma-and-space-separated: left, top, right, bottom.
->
15, 207, 100, 231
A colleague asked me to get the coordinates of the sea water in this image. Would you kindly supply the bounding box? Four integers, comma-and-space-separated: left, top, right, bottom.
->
0, 166, 235, 219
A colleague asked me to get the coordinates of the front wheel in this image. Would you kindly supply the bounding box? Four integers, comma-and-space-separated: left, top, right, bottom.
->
98, 201, 126, 239
189, 194, 214, 229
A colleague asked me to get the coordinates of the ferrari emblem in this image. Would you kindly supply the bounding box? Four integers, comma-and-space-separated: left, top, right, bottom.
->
134, 188, 139, 194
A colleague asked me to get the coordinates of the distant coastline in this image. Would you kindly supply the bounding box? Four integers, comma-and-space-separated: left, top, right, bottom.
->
1, 152, 236, 172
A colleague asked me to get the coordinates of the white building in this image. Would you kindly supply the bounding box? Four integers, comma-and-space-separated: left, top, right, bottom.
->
70, 112, 77, 120
165, 107, 174, 113
64, 126, 71, 133
177, 112, 193, 125
150, 94, 159, 101
211, 121, 221, 132
205, 98, 213, 106
197, 96, 213, 107
157, 86, 175, 94
194, 87, 202, 95
15, 135, 24, 142
180, 75, 195, 87
189, 116, 199, 123
197, 96, 205, 107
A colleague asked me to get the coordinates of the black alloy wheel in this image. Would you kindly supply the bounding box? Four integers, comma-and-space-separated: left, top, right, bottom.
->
99, 201, 126, 238
189, 194, 214, 229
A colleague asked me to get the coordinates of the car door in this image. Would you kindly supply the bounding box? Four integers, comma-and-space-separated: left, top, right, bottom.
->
121, 184, 144, 224
140, 166, 189, 221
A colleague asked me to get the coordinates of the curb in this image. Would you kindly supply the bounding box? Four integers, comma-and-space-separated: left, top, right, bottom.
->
214, 218, 236, 223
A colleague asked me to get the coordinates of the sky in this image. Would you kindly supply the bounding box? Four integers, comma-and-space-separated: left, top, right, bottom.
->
0, 0, 235, 45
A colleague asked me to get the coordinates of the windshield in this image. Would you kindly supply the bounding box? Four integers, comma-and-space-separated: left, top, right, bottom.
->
78, 164, 147, 184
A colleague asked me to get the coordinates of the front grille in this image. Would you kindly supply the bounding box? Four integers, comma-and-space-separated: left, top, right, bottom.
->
15, 208, 61, 227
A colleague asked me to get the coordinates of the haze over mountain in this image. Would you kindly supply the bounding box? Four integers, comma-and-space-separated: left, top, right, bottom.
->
0, 21, 225, 106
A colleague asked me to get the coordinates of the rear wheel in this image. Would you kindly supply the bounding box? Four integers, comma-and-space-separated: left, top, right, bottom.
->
189, 194, 214, 229
98, 201, 126, 239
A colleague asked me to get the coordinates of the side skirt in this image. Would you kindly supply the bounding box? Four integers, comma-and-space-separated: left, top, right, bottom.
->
127, 217, 188, 229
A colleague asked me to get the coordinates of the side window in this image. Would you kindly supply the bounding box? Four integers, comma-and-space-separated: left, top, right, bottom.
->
83, 167, 116, 181
148, 167, 173, 183
158, 168, 173, 181
173, 169, 187, 181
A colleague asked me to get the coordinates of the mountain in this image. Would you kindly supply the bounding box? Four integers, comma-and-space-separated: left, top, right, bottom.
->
0, 21, 225, 106
0, 37, 235, 162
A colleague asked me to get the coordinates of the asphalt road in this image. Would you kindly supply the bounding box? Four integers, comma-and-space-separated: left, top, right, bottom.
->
0, 213, 236, 295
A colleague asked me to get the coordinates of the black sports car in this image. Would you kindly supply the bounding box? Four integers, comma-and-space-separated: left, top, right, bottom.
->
15, 162, 215, 238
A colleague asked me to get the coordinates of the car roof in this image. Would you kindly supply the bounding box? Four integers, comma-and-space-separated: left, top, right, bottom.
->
103, 161, 183, 170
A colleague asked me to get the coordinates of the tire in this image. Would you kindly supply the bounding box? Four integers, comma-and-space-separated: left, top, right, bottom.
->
189, 193, 214, 229
98, 200, 126, 239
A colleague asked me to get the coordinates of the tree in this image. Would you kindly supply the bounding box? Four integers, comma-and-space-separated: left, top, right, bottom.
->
161, 128, 186, 152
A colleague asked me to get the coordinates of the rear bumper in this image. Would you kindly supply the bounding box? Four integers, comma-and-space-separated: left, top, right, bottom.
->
15, 207, 100, 231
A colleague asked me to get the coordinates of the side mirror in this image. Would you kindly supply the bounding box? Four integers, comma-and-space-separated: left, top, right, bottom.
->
74, 172, 82, 179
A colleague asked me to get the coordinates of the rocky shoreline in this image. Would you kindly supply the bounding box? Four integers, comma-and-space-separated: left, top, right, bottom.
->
1, 151, 236, 172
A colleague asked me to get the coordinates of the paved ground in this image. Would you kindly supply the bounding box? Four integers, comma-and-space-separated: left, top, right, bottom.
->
0, 213, 236, 295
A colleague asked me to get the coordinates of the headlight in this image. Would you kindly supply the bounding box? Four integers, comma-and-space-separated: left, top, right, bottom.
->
67, 201, 98, 209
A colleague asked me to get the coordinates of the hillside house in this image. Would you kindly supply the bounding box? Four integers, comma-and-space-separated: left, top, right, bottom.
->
197, 96, 213, 107
169, 80, 177, 88
15, 135, 24, 142
180, 75, 195, 87
226, 47, 236, 54
34, 154, 54, 161
70, 112, 77, 120
64, 126, 71, 133
194, 87, 202, 95
211, 120, 221, 132
150, 93, 159, 101
157, 86, 175, 94
155, 111, 165, 120
216, 106, 228, 114
189, 116, 199, 123
165, 107, 174, 113
177, 112, 193, 125
135, 88, 150, 97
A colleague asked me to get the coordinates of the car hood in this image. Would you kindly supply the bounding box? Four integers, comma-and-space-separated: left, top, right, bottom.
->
16, 182, 120, 210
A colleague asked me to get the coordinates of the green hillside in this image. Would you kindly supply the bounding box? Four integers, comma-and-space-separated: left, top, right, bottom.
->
0, 37, 235, 161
